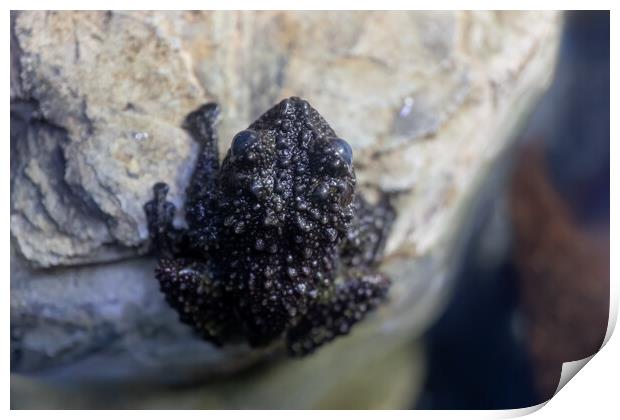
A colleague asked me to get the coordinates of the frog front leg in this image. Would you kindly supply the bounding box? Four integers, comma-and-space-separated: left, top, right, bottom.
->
144, 182, 185, 257
144, 103, 222, 257
183, 103, 222, 251
286, 272, 391, 357
145, 103, 239, 346
341, 194, 396, 267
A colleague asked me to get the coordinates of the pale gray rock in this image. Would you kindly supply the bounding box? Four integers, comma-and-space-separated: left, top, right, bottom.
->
10, 248, 268, 382
11, 11, 204, 267
11, 10, 561, 268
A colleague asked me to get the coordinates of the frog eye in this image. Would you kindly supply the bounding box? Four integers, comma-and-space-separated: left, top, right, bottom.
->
232, 130, 259, 156
329, 137, 353, 165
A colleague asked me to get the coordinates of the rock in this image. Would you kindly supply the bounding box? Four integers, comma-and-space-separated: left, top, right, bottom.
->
11, 10, 561, 267
11, 11, 562, 408
10, 249, 268, 382
11, 11, 205, 267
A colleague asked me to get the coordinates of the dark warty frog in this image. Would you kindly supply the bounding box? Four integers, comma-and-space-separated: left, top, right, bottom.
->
145, 97, 395, 356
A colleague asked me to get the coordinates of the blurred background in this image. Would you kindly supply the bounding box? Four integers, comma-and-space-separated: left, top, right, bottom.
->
416, 10, 610, 409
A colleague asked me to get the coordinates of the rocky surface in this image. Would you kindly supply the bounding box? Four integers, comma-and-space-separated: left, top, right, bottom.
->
11, 10, 560, 267
10, 248, 272, 382
11, 11, 562, 408
11, 11, 204, 267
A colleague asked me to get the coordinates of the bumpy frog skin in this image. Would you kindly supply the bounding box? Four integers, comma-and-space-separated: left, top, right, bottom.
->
145, 97, 394, 356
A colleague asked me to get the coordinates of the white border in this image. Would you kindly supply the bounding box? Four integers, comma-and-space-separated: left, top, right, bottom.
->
4, 3, 617, 417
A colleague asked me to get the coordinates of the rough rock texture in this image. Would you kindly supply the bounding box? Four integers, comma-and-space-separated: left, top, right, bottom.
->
11, 10, 560, 267
10, 248, 273, 382
11, 11, 204, 267
11, 11, 561, 408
